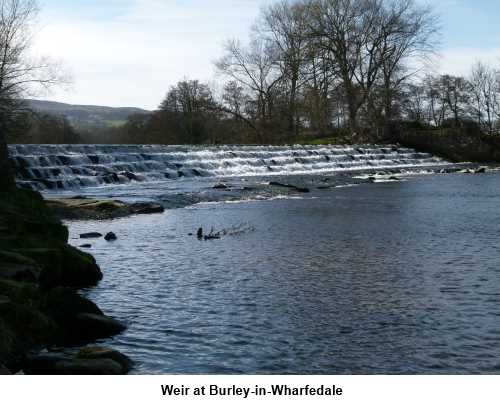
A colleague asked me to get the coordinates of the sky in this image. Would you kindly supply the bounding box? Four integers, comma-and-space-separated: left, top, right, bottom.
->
31, 0, 500, 110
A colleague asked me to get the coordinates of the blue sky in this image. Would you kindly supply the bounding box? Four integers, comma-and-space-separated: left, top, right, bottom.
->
33, 0, 500, 109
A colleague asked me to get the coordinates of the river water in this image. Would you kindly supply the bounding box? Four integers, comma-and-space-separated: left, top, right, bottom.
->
64, 171, 500, 374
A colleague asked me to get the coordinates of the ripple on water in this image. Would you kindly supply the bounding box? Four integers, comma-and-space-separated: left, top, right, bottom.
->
66, 173, 500, 374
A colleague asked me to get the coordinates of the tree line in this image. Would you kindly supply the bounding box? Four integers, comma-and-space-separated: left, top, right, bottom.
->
3, 0, 500, 148
108, 0, 442, 144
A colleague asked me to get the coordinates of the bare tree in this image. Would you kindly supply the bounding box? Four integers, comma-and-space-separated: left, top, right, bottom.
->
258, 0, 310, 136
215, 37, 283, 140
0, 0, 65, 190
469, 61, 499, 134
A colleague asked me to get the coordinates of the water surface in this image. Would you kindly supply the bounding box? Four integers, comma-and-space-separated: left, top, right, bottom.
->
68, 172, 500, 374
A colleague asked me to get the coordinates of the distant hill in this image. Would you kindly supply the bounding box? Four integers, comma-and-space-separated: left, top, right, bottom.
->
25, 99, 151, 131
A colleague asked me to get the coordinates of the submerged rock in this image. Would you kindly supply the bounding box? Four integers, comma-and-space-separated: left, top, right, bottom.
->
213, 183, 228, 190
104, 232, 117, 241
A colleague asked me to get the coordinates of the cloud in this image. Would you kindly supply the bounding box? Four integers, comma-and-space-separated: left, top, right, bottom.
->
32, 0, 268, 108
437, 47, 500, 76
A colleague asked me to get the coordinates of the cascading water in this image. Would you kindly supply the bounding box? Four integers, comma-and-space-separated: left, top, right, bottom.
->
8, 144, 449, 191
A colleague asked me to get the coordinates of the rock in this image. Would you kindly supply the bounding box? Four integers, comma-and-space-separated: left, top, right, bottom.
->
79, 232, 102, 239
23, 354, 125, 375
0, 294, 11, 306
79, 244, 92, 248
0, 263, 40, 283
475, 166, 487, 173
213, 183, 228, 190
119, 171, 140, 181
459, 168, 472, 174
130, 203, 164, 215
73, 313, 126, 340
269, 181, 310, 193
0, 364, 11, 375
39, 245, 102, 288
77, 346, 134, 373
104, 232, 117, 241
197, 228, 203, 239
388, 176, 401, 181
55, 359, 124, 375
23, 353, 67, 375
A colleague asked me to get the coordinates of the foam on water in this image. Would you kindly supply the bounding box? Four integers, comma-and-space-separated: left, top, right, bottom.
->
8, 143, 449, 191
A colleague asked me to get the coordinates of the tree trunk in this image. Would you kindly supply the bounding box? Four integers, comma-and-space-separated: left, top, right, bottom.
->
0, 127, 15, 191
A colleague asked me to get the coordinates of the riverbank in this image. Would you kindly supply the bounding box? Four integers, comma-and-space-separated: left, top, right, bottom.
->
0, 188, 131, 374
395, 129, 500, 163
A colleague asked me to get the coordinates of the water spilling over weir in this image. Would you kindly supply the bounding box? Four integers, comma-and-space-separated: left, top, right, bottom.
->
8, 144, 448, 191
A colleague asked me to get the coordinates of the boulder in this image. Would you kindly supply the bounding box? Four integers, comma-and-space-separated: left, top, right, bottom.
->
59, 245, 103, 287
23, 353, 67, 375
0, 263, 40, 283
79, 244, 92, 248
77, 346, 134, 373
104, 232, 117, 241
43, 287, 104, 320
73, 313, 126, 340
79, 232, 103, 239
54, 359, 124, 375
0, 294, 11, 306
475, 166, 487, 174
130, 203, 164, 215
213, 183, 228, 190
23, 354, 125, 375
0, 364, 11, 375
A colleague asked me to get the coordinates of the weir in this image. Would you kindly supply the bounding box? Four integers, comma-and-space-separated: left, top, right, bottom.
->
8, 144, 449, 191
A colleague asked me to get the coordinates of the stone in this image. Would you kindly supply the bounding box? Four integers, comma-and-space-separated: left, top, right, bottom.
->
130, 203, 164, 215
23, 353, 67, 375
475, 166, 487, 174
73, 313, 126, 340
54, 359, 124, 375
23, 354, 125, 375
269, 181, 310, 193
104, 232, 117, 241
77, 346, 134, 373
0, 364, 11, 375
79, 232, 103, 239
0, 294, 11, 306
0, 263, 40, 283
79, 244, 92, 248
213, 183, 228, 189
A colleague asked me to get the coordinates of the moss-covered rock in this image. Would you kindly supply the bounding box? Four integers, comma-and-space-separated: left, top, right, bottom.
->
77, 346, 134, 373
0, 188, 126, 372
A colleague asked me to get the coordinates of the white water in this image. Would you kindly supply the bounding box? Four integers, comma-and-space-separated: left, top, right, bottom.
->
8, 144, 449, 191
